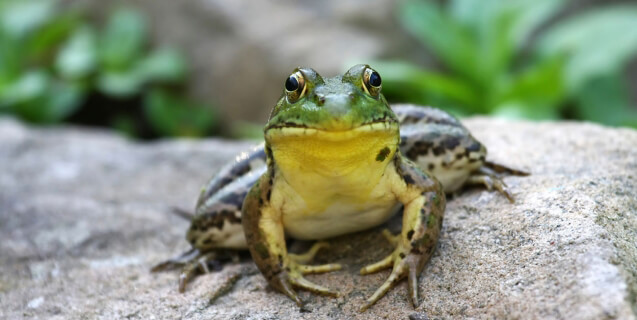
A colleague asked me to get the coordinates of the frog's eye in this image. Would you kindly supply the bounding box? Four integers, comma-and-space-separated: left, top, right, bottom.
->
362, 67, 382, 97
284, 71, 306, 103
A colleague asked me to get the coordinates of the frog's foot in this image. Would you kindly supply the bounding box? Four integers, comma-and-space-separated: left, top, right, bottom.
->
467, 162, 527, 203
466, 172, 514, 202
472, 161, 529, 203
151, 248, 239, 293
271, 242, 342, 306
359, 231, 433, 312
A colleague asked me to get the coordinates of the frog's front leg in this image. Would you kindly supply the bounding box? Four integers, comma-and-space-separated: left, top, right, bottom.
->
360, 155, 446, 311
242, 173, 342, 306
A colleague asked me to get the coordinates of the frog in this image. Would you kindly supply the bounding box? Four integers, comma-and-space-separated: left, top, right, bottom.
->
152, 64, 528, 311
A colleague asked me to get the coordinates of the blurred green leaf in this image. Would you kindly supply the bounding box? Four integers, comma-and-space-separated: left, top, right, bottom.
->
100, 7, 147, 70
574, 73, 637, 127
0, 0, 56, 39
400, 0, 479, 81
137, 47, 186, 82
12, 79, 84, 123
372, 60, 480, 112
0, 27, 23, 82
56, 25, 97, 79
492, 101, 559, 120
495, 56, 565, 113
538, 5, 637, 91
505, 0, 566, 49
26, 11, 80, 59
144, 89, 216, 137
0, 70, 49, 106
96, 69, 144, 97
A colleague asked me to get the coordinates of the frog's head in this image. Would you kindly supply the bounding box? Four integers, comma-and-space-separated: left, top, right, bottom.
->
265, 64, 398, 134
264, 65, 400, 177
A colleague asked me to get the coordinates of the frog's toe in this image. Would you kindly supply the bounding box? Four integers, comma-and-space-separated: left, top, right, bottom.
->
289, 273, 339, 297
360, 253, 393, 275
298, 263, 342, 274
381, 229, 400, 246
288, 241, 330, 264
271, 272, 304, 306
151, 248, 201, 272
360, 252, 422, 312
153, 248, 237, 293
467, 173, 515, 203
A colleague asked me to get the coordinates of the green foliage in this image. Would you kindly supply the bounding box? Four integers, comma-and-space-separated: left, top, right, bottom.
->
0, 0, 216, 137
378, 0, 637, 127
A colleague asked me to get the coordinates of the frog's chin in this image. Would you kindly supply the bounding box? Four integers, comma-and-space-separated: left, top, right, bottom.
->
265, 121, 399, 179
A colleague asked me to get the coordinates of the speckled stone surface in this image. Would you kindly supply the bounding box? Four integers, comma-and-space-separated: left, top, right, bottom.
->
0, 117, 635, 319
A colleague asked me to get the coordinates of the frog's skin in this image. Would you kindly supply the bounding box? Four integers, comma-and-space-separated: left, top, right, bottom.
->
153, 64, 527, 311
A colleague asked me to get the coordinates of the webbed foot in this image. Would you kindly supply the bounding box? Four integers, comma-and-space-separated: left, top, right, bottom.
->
468, 161, 529, 203
272, 242, 342, 306
359, 230, 431, 312
151, 248, 240, 292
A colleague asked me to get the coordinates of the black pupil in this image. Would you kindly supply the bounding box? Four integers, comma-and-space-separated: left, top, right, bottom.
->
285, 76, 299, 91
369, 71, 381, 87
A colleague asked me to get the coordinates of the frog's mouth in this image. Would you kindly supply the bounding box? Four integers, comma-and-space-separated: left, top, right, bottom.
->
265, 120, 398, 141
265, 121, 400, 178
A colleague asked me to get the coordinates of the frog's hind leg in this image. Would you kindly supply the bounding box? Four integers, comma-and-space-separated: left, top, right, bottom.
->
468, 161, 529, 203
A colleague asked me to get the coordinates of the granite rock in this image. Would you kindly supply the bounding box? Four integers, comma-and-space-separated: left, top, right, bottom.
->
0, 117, 636, 319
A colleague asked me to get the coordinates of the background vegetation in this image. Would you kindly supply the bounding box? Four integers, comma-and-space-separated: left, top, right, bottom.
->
0, 0, 217, 138
1, 0, 636, 138
376, 0, 637, 128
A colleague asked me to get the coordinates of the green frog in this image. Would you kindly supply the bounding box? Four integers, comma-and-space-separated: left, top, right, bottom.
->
153, 64, 527, 311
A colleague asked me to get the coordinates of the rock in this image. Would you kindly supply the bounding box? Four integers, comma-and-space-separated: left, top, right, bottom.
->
0, 117, 636, 319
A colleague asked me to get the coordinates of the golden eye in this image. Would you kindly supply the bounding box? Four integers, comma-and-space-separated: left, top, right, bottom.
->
362, 67, 382, 97
284, 71, 306, 103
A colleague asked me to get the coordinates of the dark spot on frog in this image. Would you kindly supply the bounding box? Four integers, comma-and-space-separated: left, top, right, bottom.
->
376, 147, 391, 162
432, 144, 445, 156
407, 230, 414, 240
427, 163, 435, 171
406, 141, 434, 159
441, 137, 460, 150
192, 209, 241, 232
456, 153, 464, 160
399, 252, 406, 259
466, 141, 482, 153
403, 173, 415, 185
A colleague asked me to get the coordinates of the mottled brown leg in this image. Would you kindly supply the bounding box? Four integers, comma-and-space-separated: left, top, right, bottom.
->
359, 190, 444, 312
242, 174, 340, 307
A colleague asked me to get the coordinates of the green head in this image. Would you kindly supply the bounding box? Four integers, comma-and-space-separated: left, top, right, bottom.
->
265, 64, 398, 132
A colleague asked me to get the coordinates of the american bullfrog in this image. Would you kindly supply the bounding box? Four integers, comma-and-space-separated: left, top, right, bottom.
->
153, 64, 527, 311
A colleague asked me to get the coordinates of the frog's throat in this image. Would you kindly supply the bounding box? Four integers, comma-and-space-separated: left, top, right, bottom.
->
265, 121, 400, 181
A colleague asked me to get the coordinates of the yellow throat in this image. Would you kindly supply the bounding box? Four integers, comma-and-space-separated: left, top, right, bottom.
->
265, 122, 399, 211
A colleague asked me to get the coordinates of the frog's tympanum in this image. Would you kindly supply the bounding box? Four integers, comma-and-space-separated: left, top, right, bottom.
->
153, 65, 527, 311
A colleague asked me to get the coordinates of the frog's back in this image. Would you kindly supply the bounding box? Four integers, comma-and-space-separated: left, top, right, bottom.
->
393, 104, 486, 192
